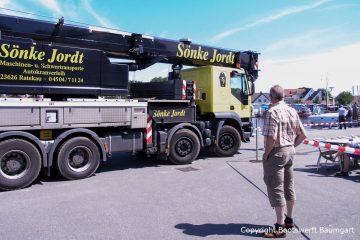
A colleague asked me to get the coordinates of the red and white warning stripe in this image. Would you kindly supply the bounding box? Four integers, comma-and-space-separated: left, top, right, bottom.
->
303, 120, 357, 127
146, 114, 153, 144
252, 120, 357, 129
182, 80, 186, 100
303, 139, 360, 156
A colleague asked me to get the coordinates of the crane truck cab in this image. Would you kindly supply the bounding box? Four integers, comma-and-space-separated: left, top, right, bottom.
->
182, 65, 254, 138
182, 66, 253, 117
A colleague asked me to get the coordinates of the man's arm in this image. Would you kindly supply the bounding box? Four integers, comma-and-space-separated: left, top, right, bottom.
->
294, 132, 306, 147
262, 110, 278, 161
294, 115, 307, 147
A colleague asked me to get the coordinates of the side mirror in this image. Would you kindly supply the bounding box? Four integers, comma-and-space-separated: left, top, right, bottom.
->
201, 93, 206, 100
230, 70, 239, 78
248, 80, 255, 95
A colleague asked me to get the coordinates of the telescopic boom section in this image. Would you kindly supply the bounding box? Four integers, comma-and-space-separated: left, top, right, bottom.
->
0, 14, 259, 80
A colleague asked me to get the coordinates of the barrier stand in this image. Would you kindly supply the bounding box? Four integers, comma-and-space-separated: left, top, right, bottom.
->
250, 118, 262, 163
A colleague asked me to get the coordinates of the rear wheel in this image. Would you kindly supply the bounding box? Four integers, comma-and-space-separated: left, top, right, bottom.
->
169, 129, 200, 165
56, 137, 100, 180
0, 139, 41, 190
214, 125, 241, 157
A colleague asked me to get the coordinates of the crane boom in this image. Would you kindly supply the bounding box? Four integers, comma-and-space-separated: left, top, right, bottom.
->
0, 13, 258, 96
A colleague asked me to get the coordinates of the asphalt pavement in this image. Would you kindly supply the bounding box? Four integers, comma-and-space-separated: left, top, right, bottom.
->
0, 127, 359, 240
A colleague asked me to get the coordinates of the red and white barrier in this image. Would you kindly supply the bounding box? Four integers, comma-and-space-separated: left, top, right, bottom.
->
303, 139, 360, 156
146, 115, 153, 144
182, 80, 186, 100
252, 120, 358, 131
181, 80, 196, 100
303, 120, 357, 127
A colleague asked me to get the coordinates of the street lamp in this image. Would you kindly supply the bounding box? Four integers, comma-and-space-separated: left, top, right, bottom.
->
329, 86, 334, 105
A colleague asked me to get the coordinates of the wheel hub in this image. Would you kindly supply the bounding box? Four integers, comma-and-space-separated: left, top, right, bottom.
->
67, 147, 91, 172
6, 159, 23, 172
72, 154, 85, 165
176, 138, 192, 157
220, 134, 234, 150
0, 150, 30, 178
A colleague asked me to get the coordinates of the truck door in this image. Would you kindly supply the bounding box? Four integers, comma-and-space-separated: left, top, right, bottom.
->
229, 71, 252, 118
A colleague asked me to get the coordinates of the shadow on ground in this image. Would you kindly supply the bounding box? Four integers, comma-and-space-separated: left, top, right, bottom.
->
175, 223, 271, 237
1, 153, 170, 192
294, 165, 360, 183
30, 150, 219, 186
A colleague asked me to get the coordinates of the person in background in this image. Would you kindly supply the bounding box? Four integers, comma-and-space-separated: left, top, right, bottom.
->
262, 85, 307, 238
338, 105, 347, 130
346, 106, 352, 128
353, 102, 359, 127
313, 105, 321, 115
332, 140, 360, 176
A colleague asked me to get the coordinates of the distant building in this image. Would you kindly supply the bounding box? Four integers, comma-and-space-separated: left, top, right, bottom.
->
284, 87, 314, 104
283, 87, 333, 104
304, 89, 327, 104
252, 92, 270, 105
301, 88, 315, 101
252, 92, 270, 116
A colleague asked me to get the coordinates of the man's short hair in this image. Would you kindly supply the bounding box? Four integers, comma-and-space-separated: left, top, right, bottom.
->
269, 85, 284, 101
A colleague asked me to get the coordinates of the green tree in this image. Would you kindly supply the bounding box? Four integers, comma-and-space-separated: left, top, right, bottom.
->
313, 96, 320, 104
337, 91, 353, 105
150, 76, 167, 82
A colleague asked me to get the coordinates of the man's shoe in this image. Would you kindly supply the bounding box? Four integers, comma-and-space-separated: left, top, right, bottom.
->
335, 171, 349, 176
262, 224, 286, 238
284, 222, 294, 230
284, 216, 294, 230
262, 229, 286, 238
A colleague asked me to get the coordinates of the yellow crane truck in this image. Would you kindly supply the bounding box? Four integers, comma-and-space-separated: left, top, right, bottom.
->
0, 13, 259, 190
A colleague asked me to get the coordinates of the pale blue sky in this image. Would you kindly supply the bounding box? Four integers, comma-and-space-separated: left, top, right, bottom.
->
1, 0, 359, 95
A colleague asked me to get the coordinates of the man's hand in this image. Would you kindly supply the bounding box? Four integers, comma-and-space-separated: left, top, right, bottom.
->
263, 135, 276, 161
294, 132, 307, 147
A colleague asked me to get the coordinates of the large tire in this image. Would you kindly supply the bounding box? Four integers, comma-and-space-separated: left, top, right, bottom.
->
214, 125, 241, 157
56, 137, 100, 180
0, 139, 41, 190
169, 129, 200, 165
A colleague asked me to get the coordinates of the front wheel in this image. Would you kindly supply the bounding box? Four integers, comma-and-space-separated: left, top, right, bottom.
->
56, 137, 100, 180
214, 125, 241, 157
0, 139, 41, 190
169, 129, 200, 165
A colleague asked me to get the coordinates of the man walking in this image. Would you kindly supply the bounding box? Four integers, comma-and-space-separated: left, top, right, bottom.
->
338, 105, 347, 130
353, 102, 359, 127
261, 85, 307, 238
346, 106, 352, 128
